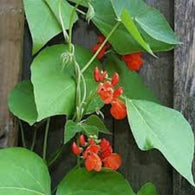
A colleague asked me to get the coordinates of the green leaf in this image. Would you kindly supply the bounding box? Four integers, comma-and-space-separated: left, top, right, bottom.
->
24, 0, 78, 54
125, 99, 195, 186
8, 81, 38, 125
56, 168, 135, 195
64, 115, 111, 143
31, 44, 102, 122
91, 0, 179, 55
121, 9, 154, 56
138, 183, 157, 195
0, 148, 51, 195
84, 115, 111, 134
64, 120, 98, 144
106, 54, 158, 102
111, 0, 181, 45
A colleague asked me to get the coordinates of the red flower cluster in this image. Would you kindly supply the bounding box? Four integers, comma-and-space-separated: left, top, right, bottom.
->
122, 53, 143, 71
94, 67, 127, 120
72, 135, 122, 172
92, 36, 111, 60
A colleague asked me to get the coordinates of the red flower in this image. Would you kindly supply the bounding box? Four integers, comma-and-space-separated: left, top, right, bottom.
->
113, 87, 123, 99
110, 99, 127, 120
72, 136, 122, 172
97, 81, 114, 104
103, 153, 122, 170
111, 73, 120, 86
83, 144, 101, 159
94, 67, 107, 82
71, 142, 82, 156
122, 53, 143, 71
92, 36, 110, 60
100, 139, 113, 159
85, 153, 102, 172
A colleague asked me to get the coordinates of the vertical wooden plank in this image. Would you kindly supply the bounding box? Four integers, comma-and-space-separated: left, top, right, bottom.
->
114, 1, 174, 194
173, 0, 195, 194
0, 0, 24, 147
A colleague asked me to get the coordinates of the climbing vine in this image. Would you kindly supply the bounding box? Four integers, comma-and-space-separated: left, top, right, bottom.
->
0, 0, 194, 195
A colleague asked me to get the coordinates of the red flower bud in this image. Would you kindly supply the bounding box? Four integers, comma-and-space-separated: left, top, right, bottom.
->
94, 67, 100, 82
88, 139, 96, 145
111, 73, 120, 86
99, 70, 107, 81
110, 99, 127, 120
98, 35, 105, 43
113, 87, 123, 99
71, 142, 82, 156
79, 134, 86, 147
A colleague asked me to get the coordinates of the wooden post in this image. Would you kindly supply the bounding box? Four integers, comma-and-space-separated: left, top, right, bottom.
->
0, 0, 24, 147
114, 1, 174, 194
173, 0, 195, 194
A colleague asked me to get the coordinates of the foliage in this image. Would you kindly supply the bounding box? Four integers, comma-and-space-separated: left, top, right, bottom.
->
5, 0, 195, 194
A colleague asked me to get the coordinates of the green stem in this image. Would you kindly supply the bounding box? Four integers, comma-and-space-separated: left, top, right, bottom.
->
48, 144, 65, 167
31, 127, 37, 151
76, 8, 86, 15
43, 118, 51, 160
58, 0, 70, 42
19, 120, 26, 148
69, 0, 84, 52
81, 21, 121, 73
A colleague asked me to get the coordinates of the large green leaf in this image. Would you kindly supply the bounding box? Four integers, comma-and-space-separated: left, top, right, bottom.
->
24, 0, 78, 54
126, 99, 195, 186
0, 148, 51, 195
8, 81, 38, 125
91, 0, 179, 55
31, 44, 102, 122
138, 183, 157, 195
106, 54, 158, 102
56, 168, 135, 195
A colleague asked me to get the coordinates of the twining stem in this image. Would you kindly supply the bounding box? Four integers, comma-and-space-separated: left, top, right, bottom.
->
19, 120, 26, 148
31, 128, 37, 151
59, 0, 70, 43
81, 21, 121, 73
43, 118, 51, 160
48, 144, 65, 167
69, 0, 84, 52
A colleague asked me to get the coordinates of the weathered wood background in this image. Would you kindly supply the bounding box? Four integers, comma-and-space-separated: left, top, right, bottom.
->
0, 0, 195, 195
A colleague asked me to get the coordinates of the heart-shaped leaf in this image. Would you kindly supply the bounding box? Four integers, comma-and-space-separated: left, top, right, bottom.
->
0, 148, 51, 195
91, 0, 179, 54
8, 81, 38, 125
24, 0, 78, 54
31, 44, 102, 122
56, 168, 135, 195
126, 99, 195, 186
